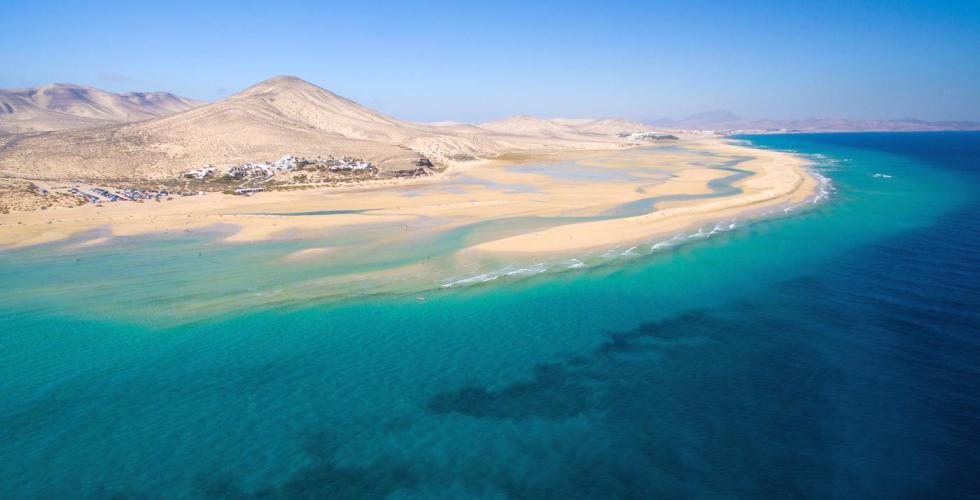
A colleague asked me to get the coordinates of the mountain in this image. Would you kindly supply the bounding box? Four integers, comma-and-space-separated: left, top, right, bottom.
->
0, 76, 644, 180
479, 115, 655, 138
650, 111, 980, 132
0, 83, 204, 133
649, 111, 741, 130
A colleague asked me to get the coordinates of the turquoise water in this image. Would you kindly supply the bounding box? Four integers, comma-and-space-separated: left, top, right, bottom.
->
1, 133, 978, 498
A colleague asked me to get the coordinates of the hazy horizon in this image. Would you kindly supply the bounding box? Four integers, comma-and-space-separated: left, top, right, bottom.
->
2, 0, 978, 123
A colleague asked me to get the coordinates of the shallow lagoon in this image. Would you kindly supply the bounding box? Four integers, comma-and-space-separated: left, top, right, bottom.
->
0, 145, 796, 317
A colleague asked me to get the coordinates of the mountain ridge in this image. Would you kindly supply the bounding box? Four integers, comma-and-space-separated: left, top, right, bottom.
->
0, 83, 205, 133
649, 111, 980, 132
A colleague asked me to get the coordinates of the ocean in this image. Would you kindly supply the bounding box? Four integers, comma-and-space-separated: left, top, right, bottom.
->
1, 132, 978, 498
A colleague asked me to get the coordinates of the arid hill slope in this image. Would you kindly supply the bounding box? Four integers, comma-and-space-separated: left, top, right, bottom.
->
0, 76, 653, 180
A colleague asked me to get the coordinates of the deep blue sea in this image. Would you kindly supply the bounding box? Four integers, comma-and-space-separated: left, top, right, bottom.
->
1, 132, 978, 498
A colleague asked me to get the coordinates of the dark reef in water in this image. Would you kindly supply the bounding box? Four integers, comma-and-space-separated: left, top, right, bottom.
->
423, 306, 836, 498
427, 362, 597, 419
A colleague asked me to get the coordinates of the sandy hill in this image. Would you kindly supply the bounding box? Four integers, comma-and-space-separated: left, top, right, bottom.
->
0, 83, 204, 134
0, 76, 652, 181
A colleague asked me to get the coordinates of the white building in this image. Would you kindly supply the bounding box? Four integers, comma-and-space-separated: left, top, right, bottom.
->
184, 165, 216, 179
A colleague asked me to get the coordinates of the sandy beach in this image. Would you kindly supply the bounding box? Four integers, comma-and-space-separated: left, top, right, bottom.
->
0, 137, 818, 258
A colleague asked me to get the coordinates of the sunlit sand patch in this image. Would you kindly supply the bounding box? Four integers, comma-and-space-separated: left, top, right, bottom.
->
281, 247, 335, 262
66, 236, 113, 249
218, 213, 415, 243
648, 168, 731, 194
270, 260, 454, 302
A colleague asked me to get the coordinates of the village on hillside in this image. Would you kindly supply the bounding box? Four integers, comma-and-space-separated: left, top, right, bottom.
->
3, 152, 440, 212
183, 153, 437, 196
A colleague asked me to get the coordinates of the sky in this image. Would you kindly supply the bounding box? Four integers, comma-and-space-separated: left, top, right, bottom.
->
2, 0, 978, 123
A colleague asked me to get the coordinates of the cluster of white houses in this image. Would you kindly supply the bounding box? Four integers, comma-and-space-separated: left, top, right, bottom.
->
181, 154, 378, 181
227, 155, 299, 178
324, 156, 376, 172
37, 153, 428, 205
618, 132, 679, 141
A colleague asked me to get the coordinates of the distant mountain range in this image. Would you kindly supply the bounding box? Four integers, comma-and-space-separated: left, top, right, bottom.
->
478, 115, 654, 138
649, 110, 980, 132
0, 84, 204, 133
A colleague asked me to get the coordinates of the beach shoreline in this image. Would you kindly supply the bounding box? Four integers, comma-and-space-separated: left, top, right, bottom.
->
466, 143, 819, 255
0, 138, 820, 257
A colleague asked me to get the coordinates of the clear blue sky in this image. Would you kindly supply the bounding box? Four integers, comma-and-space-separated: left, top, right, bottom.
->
2, 0, 978, 122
